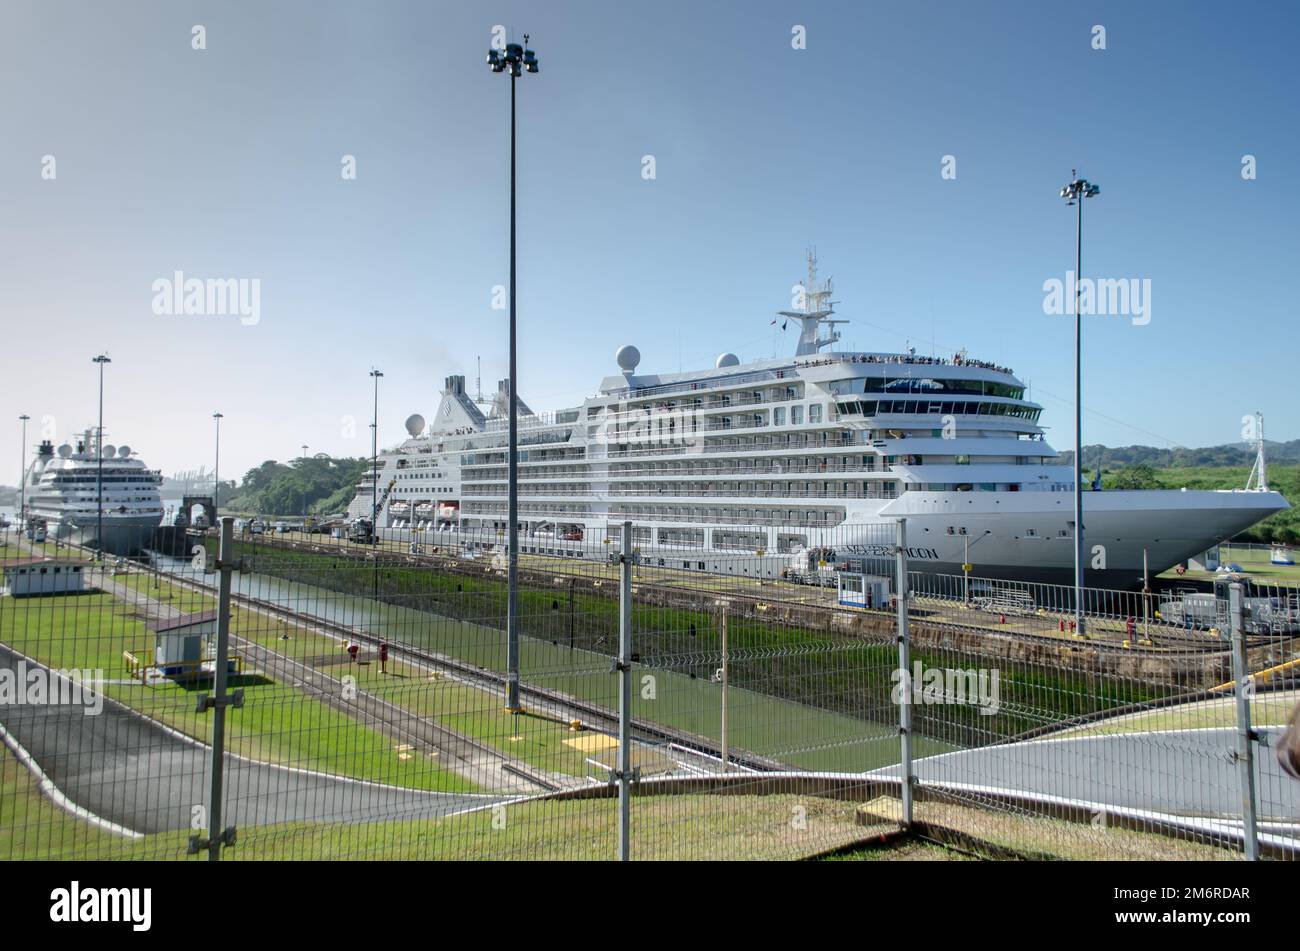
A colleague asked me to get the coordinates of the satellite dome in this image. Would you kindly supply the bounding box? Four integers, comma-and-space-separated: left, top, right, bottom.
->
405, 413, 426, 437
101, 444, 116, 458
615, 345, 641, 374
57, 444, 72, 458
716, 352, 740, 368
117, 445, 132, 458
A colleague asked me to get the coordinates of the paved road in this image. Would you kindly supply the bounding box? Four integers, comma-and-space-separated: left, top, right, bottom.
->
0, 643, 501, 835
875, 728, 1300, 819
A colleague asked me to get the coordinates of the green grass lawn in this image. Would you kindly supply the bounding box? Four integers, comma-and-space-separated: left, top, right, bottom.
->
1055, 689, 1298, 738
222, 541, 1165, 761
0, 590, 474, 794
118, 567, 599, 779
219, 567, 943, 772
153, 563, 924, 774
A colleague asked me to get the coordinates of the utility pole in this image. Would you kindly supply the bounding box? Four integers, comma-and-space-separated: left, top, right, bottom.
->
487, 33, 539, 712
1060, 172, 1100, 635
17, 414, 30, 526
92, 354, 111, 560
213, 412, 223, 521
370, 369, 383, 539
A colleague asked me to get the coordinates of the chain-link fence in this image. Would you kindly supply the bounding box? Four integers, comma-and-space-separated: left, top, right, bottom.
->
2, 517, 1297, 860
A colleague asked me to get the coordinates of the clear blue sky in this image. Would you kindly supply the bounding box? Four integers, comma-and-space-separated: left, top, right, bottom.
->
1, 0, 1296, 482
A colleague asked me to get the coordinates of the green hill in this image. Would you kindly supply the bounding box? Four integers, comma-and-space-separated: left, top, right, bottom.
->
223, 456, 367, 518
1059, 439, 1300, 469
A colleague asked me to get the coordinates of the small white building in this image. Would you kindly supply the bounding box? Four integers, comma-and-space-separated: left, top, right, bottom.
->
146, 611, 218, 678
837, 572, 892, 610
1, 558, 87, 597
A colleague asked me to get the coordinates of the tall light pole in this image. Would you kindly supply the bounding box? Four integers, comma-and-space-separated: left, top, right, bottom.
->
1060, 172, 1100, 634
301, 444, 309, 518
17, 414, 30, 525
92, 354, 111, 560
213, 412, 223, 521
487, 33, 538, 713
369, 369, 382, 538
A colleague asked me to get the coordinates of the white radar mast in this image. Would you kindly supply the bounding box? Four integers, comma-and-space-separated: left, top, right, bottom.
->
1245, 411, 1268, 492
777, 249, 848, 356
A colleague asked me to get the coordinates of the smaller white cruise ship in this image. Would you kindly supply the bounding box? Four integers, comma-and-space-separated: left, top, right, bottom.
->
23, 432, 164, 555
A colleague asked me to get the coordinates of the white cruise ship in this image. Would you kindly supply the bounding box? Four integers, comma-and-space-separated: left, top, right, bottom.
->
23, 433, 164, 555
348, 257, 1288, 590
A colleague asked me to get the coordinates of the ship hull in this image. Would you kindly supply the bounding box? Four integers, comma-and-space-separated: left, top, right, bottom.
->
414, 488, 1287, 593
53, 516, 161, 556
857, 487, 1289, 590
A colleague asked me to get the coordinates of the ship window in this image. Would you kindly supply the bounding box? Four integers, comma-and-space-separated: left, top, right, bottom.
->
773, 407, 785, 425
809, 404, 823, 423
791, 406, 804, 425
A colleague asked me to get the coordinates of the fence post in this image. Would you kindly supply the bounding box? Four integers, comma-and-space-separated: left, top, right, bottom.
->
895, 518, 913, 827
191, 515, 242, 860
1228, 582, 1259, 860
617, 520, 633, 861
720, 606, 729, 772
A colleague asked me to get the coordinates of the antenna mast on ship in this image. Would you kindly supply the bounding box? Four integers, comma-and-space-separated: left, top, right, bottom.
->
777, 248, 849, 356
1245, 411, 1268, 492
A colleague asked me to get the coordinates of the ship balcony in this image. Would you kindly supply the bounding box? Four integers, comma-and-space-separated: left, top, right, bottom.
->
601, 432, 865, 459
608, 486, 897, 501
461, 502, 595, 518
608, 368, 790, 402
606, 508, 847, 528
457, 468, 594, 483
461, 451, 586, 468
609, 459, 882, 477
463, 486, 596, 497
